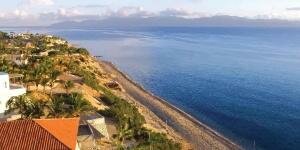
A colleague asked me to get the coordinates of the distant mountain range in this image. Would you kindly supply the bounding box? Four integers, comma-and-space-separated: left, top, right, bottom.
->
50, 16, 300, 28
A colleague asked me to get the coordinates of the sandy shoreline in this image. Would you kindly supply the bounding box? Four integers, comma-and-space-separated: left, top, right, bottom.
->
98, 59, 241, 150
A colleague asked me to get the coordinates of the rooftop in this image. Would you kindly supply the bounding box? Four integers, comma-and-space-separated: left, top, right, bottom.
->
35, 118, 80, 150
80, 113, 104, 121
9, 84, 25, 90
0, 72, 8, 75
9, 74, 24, 78
0, 118, 79, 150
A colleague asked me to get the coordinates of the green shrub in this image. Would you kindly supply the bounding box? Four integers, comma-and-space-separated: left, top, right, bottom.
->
70, 65, 101, 91
98, 90, 145, 130
48, 51, 62, 56
75, 48, 89, 55
135, 131, 181, 150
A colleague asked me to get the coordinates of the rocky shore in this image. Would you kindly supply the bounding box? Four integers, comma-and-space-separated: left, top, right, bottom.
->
98, 59, 241, 150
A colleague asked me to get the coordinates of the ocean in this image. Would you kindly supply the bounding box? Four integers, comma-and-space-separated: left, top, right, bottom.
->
3, 27, 300, 150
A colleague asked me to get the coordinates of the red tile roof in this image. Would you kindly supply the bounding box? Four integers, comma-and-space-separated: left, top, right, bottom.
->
34, 118, 79, 150
0, 118, 79, 150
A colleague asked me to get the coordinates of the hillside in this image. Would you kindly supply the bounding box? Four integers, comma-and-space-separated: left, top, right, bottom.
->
0, 31, 187, 149
50, 16, 300, 29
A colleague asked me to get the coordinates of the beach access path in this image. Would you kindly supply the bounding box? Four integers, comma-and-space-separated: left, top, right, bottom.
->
99, 60, 241, 150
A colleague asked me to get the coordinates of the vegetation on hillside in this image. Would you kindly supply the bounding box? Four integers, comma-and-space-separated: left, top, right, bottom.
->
6, 93, 93, 118
97, 86, 180, 149
0, 31, 180, 149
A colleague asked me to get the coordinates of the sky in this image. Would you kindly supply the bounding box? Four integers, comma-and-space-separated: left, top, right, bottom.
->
1, 0, 300, 26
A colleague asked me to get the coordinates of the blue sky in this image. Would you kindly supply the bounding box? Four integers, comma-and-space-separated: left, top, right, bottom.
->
1, 0, 300, 26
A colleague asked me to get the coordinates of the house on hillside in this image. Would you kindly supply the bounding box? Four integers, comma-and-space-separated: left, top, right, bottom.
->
17, 33, 30, 40
46, 36, 67, 45
9, 32, 16, 38
0, 72, 26, 118
77, 113, 109, 149
39, 49, 60, 56
0, 118, 80, 150
5, 54, 29, 65
25, 42, 34, 49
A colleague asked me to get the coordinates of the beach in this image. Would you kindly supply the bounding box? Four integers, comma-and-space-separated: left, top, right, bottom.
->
98, 59, 241, 150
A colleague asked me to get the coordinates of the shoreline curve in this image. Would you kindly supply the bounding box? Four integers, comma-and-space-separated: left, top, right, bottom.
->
99, 59, 241, 150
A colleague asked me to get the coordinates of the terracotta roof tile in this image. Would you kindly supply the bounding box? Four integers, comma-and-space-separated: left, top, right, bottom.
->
34, 118, 79, 150
0, 120, 70, 150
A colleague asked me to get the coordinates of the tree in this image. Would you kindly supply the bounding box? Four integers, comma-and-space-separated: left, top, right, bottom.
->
31, 67, 42, 90
49, 70, 61, 95
135, 131, 181, 150
47, 96, 66, 118
65, 93, 93, 117
47, 93, 93, 118
6, 94, 45, 119
6, 95, 30, 118
0, 32, 9, 39
116, 118, 135, 146
40, 77, 50, 93
0, 59, 9, 72
28, 100, 46, 119
64, 80, 74, 94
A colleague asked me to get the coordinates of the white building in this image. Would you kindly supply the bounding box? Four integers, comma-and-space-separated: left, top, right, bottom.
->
85, 113, 109, 139
8, 54, 29, 65
0, 72, 26, 117
77, 113, 109, 149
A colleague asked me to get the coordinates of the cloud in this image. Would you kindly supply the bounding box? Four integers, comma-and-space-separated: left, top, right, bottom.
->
114, 6, 152, 17
74, 4, 108, 9
19, 0, 54, 8
0, 9, 31, 20
0, 13, 5, 18
0, 6, 153, 26
39, 8, 101, 23
57, 8, 82, 17
26, 0, 54, 6
286, 7, 300, 11
2, 5, 300, 27
13, 9, 29, 18
159, 8, 205, 18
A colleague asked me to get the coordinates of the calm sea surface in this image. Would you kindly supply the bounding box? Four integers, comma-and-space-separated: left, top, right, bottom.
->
3, 27, 300, 150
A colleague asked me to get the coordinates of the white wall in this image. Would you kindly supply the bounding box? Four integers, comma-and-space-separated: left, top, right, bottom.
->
87, 117, 109, 139
0, 73, 26, 114
0, 73, 9, 90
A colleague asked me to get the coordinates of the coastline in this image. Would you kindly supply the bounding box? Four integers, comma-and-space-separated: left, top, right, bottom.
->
98, 59, 241, 150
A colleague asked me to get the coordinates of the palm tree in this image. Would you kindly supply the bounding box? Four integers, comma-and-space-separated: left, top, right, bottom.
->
39, 57, 53, 73
65, 93, 93, 117
22, 69, 33, 90
6, 94, 30, 118
31, 67, 42, 90
40, 77, 50, 93
58, 59, 64, 71
28, 100, 46, 119
117, 119, 134, 144
47, 96, 66, 118
0, 59, 9, 72
64, 80, 74, 94
6, 94, 45, 119
47, 93, 92, 118
49, 70, 61, 95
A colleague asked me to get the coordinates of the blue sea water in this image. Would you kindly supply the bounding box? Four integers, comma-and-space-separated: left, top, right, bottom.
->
3, 27, 300, 150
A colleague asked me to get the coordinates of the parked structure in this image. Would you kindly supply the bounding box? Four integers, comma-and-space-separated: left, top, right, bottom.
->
0, 72, 26, 117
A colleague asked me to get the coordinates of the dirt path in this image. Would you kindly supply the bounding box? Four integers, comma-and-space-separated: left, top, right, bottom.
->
99, 60, 241, 150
